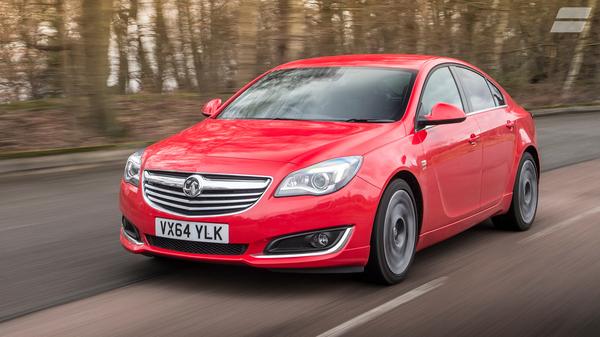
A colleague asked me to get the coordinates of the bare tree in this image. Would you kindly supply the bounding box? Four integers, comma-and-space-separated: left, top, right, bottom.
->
490, 0, 511, 73
114, 0, 130, 94
286, 0, 306, 60
154, 0, 171, 91
131, 0, 159, 92
81, 0, 116, 134
276, 0, 290, 64
175, 0, 194, 89
182, 0, 204, 90
235, 0, 259, 88
2, 0, 600, 111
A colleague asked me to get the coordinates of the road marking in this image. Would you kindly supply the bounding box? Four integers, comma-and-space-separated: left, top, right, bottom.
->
0, 222, 45, 233
520, 206, 600, 244
316, 277, 447, 337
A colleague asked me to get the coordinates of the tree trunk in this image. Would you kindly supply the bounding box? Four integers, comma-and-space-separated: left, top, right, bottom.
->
183, 0, 204, 91
415, 0, 430, 54
153, 0, 169, 92
276, 0, 290, 64
115, 0, 130, 94
159, 0, 184, 90
490, 0, 511, 73
176, 0, 194, 89
319, 0, 336, 55
286, 0, 306, 60
81, 0, 116, 134
235, 0, 259, 89
50, 0, 68, 97
131, 0, 158, 92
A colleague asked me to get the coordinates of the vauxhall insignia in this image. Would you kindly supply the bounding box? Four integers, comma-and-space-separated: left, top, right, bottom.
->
182, 175, 204, 197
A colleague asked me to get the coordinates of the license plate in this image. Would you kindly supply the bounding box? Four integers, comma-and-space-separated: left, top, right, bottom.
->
155, 218, 229, 244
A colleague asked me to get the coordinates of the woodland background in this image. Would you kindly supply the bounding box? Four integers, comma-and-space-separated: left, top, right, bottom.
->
0, 0, 598, 152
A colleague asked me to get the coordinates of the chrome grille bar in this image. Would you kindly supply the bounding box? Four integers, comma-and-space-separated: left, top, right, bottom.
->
146, 195, 254, 211
145, 190, 259, 205
142, 170, 271, 217
145, 171, 270, 190
144, 184, 262, 198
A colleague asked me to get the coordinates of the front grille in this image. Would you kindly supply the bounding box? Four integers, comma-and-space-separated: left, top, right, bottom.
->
146, 235, 247, 255
142, 170, 271, 216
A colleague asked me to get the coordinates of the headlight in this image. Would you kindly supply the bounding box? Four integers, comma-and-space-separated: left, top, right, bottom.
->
275, 156, 362, 197
123, 149, 144, 186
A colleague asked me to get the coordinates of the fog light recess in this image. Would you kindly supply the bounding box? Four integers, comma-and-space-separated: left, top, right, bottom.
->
265, 227, 351, 255
122, 216, 142, 244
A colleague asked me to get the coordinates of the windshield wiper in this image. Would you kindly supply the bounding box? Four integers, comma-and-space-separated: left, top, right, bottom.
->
342, 118, 396, 123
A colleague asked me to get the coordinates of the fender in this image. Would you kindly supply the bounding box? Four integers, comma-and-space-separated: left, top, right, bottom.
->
504, 104, 539, 203
357, 133, 428, 235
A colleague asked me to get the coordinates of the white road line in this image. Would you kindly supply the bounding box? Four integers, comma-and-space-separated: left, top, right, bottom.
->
520, 206, 600, 244
316, 277, 448, 337
0, 222, 45, 233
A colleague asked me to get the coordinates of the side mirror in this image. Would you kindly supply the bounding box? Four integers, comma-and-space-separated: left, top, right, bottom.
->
202, 98, 222, 118
418, 102, 466, 128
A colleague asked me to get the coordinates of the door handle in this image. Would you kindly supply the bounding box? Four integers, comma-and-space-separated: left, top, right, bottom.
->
468, 133, 480, 145
506, 120, 515, 130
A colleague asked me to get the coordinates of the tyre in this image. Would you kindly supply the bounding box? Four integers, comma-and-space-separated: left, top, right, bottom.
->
493, 152, 538, 231
366, 179, 418, 284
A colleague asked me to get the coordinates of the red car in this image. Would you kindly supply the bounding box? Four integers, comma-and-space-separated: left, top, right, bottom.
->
120, 54, 539, 284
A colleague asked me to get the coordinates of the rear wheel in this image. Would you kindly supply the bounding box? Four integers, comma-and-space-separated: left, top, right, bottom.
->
493, 152, 538, 231
366, 179, 418, 284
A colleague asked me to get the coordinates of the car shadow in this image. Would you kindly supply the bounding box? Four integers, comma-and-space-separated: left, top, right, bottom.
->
133, 218, 519, 297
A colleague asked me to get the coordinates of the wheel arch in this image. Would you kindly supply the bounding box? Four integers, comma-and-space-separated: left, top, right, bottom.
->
524, 145, 541, 178
366, 169, 424, 282
389, 170, 424, 235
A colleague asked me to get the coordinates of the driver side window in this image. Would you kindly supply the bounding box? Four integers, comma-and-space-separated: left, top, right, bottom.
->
419, 67, 464, 117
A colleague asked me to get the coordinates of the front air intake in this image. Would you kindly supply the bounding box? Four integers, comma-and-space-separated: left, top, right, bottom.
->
122, 217, 141, 242
145, 235, 247, 255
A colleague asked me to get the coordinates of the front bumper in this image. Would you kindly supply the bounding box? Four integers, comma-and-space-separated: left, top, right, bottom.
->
119, 174, 380, 269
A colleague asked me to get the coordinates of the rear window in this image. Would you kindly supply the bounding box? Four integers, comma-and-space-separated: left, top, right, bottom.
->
487, 80, 506, 106
218, 67, 416, 122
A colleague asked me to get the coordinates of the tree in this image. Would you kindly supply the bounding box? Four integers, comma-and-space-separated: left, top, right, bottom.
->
81, 0, 117, 134
114, 0, 130, 94
235, 0, 259, 88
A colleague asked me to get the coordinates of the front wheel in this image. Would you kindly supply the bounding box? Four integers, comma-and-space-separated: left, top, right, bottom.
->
493, 152, 539, 231
366, 179, 418, 284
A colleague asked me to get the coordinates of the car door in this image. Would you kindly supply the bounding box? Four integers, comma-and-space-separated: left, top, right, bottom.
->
452, 66, 516, 209
416, 66, 483, 226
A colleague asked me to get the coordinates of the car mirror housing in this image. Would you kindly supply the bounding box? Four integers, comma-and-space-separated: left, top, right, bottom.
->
418, 102, 466, 128
201, 98, 222, 118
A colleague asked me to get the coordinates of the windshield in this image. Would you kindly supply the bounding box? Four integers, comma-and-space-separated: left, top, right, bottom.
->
218, 67, 416, 122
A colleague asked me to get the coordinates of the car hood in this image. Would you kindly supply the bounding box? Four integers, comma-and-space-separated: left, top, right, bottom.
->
143, 118, 402, 170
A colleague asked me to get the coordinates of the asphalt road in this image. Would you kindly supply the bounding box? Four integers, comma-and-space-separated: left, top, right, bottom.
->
1, 112, 600, 336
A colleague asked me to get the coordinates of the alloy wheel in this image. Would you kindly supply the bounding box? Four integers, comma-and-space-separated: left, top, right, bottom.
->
383, 190, 417, 275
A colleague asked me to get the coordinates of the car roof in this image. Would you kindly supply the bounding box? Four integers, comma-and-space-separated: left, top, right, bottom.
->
274, 54, 460, 71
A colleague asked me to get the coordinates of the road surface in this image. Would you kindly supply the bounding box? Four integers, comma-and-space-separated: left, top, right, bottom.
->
1, 112, 599, 336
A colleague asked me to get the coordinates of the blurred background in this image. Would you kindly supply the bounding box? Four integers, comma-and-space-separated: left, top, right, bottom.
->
2, 2, 600, 336
1, 0, 599, 153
